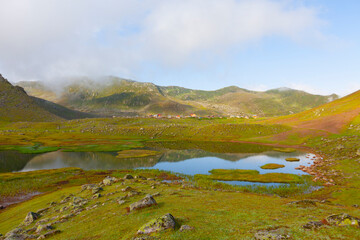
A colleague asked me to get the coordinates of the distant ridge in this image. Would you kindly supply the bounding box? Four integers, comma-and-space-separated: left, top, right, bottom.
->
17, 76, 339, 117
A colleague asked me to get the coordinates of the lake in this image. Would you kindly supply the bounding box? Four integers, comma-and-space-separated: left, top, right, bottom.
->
0, 144, 314, 181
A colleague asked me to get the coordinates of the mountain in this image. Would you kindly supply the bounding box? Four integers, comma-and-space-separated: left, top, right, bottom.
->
0, 74, 62, 122
17, 77, 338, 117
269, 90, 360, 133
0, 74, 97, 122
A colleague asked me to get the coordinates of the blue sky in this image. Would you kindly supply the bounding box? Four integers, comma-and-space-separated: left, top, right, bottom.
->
0, 0, 359, 96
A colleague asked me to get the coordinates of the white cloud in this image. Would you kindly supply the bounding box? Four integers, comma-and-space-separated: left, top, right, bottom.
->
0, 0, 325, 84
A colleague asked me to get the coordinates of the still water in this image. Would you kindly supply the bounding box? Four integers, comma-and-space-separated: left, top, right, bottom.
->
0, 147, 314, 177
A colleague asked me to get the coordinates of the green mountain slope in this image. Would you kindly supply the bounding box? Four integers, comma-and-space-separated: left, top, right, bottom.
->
0, 74, 98, 122
17, 77, 338, 117
269, 90, 360, 133
0, 74, 62, 122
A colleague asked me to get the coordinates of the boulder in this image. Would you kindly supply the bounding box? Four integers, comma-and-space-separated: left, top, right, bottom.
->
137, 213, 176, 235
130, 195, 157, 212
179, 225, 194, 232
124, 174, 134, 180
325, 213, 360, 227
24, 212, 40, 225
103, 176, 117, 186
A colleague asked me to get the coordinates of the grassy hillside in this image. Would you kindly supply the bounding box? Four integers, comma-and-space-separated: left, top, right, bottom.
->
0, 74, 61, 122
268, 90, 360, 133
17, 77, 337, 117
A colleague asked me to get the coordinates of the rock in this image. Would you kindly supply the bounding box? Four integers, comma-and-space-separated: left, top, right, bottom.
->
179, 225, 194, 232
35, 225, 53, 234
132, 236, 157, 240
4, 234, 30, 240
127, 191, 141, 198
37, 230, 61, 239
152, 192, 160, 197
137, 213, 176, 235
70, 197, 87, 207
254, 228, 291, 240
130, 195, 157, 212
5, 228, 23, 238
124, 174, 134, 180
356, 149, 360, 156
92, 193, 101, 199
103, 176, 117, 186
325, 213, 360, 227
121, 186, 133, 192
24, 212, 40, 225
287, 200, 317, 208
336, 145, 344, 150
0, 205, 5, 210
135, 176, 147, 180
49, 202, 57, 206
302, 221, 324, 230
36, 208, 49, 215
118, 200, 126, 205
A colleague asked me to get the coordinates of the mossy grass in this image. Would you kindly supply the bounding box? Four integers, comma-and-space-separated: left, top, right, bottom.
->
260, 163, 285, 169
273, 148, 296, 153
286, 157, 300, 162
116, 149, 161, 158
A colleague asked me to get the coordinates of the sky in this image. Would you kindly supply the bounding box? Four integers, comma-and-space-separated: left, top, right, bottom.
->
0, 0, 359, 96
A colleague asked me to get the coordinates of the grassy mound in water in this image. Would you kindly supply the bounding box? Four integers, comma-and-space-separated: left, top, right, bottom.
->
260, 163, 285, 169
116, 149, 161, 158
273, 148, 296, 153
197, 169, 304, 183
286, 158, 300, 162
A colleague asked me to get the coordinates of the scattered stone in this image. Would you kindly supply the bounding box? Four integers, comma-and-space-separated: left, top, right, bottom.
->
152, 192, 160, 197
137, 213, 176, 235
302, 221, 324, 230
151, 186, 156, 189
118, 200, 126, 205
325, 213, 360, 227
135, 176, 147, 180
356, 149, 360, 156
5, 228, 23, 238
92, 193, 102, 199
179, 225, 194, 232
254, 228, 291, 240
127, 191, 141, 198
103, 176, 117, 186
132, 236, 157, 240
24, 212, 40, 225
36, 224, 53, 234
287, 200, 317, 208
336, 145, 344, 150
124, 174, 134, 180
130, 194, 157, 212
122, 186, 133, 192
70, 197, 87, 207
49, 202, 57, 207
37, 230, 61, 239
36, 208, 49, 215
